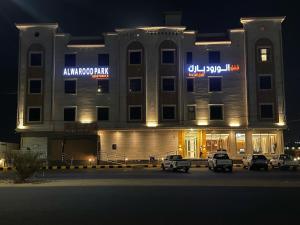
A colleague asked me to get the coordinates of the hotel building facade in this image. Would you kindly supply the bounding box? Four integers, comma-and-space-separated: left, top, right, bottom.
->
16, 15, 286, 163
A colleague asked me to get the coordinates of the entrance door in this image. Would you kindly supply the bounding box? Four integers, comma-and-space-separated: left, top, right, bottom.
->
185, 136, 197, 158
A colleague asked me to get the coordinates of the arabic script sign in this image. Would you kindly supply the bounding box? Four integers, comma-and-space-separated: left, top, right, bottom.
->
63, 67, 110, 79
187, 64, 240, 77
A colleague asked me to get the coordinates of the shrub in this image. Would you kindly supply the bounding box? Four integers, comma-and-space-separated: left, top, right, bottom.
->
10, 151, 44, 182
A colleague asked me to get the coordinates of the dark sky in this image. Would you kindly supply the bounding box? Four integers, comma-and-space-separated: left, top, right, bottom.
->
0, 0, 299, 143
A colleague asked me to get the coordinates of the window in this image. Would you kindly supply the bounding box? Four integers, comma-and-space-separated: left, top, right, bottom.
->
236, 133, 246, 154
64, 80, 77, 94
162, 77, 175, 92
65, 54, 76, 67
97, 80, 109, 93
129, 50, 142, 65
129, 106, 142, 121
258, 48, 271, 62
209, 105, 223, 120
129, 78, 142, 92
27, 107, 41, 122
97, 107, 109, 121
64, 107, 76, 122
161, 49, 175, 64
260, 104, 274, 119
208, 51, 220, 64
186, 52, 193, 64
186, 78, 194, 92
98, 54, 109, 66
29, 79, 42, 94
187, 105, 196, 120
209, 77, 222, 92
162, 105, 176, 120
259, 75, 272, 90
29, 52, 42, 67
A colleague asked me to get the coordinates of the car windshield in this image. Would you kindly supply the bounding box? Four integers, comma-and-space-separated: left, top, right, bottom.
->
214, 154, 229, 159
253, 155, 267, 160
170, 155, 182, 160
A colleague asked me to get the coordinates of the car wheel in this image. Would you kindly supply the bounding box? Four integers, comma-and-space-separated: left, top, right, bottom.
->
184, 167, 189, 173
293, 166, 297, 171
161, 164, 165, 171
264, 165, 268, 171
228, 167, 233, 173
213, 167, 218, 172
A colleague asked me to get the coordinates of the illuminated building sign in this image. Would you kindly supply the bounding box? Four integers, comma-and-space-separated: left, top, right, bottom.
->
187, 64, 240, 77
63, 67, 110, 79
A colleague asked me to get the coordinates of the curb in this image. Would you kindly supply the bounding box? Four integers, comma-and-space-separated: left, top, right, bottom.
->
0, 164, 243, 171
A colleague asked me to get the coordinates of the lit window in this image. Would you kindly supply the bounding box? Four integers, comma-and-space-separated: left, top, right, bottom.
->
129, 78, 142, 92
187, 105, 196, 120
260, 104, 274, 119
258, 48, 271, 62
29, 52, 42, 67
186, 52, 193, 64
64, 80, 76, 94
64, 107, 76, 122
161, 49, 175, 64
209, 105, 223, 120
28, 107, 41, 122
98, 54, 109, 66
259, 75, 272, 90
208, 51, 220, 64
162, 77, 175, 92
129, 50, 142, 65
129, 106, 142, 121
29, 79, 42, 94
65, 54, 76, 67
209, 77, 222, 92
186, 78, 194, 92
97, 80, 109, 93
162, 105, 176, 120
97, 107, 109, 121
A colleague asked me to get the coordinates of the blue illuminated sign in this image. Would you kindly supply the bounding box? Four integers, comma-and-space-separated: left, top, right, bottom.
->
187, 64, 240, 77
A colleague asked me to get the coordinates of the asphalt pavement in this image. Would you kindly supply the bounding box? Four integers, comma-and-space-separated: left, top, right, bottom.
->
0, 168, 299, 225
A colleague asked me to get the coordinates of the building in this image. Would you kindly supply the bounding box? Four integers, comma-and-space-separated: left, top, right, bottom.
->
15, 14, 286, 164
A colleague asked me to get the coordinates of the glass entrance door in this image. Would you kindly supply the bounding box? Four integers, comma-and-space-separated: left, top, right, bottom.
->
185, 136, 197, 158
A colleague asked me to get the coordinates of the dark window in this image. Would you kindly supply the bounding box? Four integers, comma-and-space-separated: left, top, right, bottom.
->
162, 106, 176, 120
28, 107, 41, 122
259, 76, 272, 90
258, 48, 271, 62
186, 52, 193, 64
260, 104, 273, 119
129, 51, 142, 64
65, 54, 76, 67
186, 79, 194, 92
129, 106, 142, 121
162, 50, 175, 64
209, 77, 222, 92
97, 107, 109, 121
97, 80, 109, 93
64, 107, 76, 122
187, 106, 196, 120
29, 80, 42, 94
30, 52, 42, 66
98, 54, 109, 66
64, 80, 76, 94
162, 78, 175, 91
210, 105, 223, 120
129, 78, 142, 92
208, 51, 220, 64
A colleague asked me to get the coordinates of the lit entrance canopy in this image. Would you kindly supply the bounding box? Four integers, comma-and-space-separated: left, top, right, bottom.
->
187, 64, 240, 77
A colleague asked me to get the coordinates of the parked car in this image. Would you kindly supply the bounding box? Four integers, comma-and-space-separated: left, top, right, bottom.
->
243, 154, 268, 170
208, 150, 233, 172
270, 154, 299, 170
161, 155, 191, 172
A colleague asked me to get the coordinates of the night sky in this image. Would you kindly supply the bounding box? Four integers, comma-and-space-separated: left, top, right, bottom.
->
0, 0, 298, 143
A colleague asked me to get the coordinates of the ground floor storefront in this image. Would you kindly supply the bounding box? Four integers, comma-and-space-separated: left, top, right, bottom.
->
20, 128, 284, 164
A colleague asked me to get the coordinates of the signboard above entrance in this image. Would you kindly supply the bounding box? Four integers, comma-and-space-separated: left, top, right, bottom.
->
63, 67, 110, 79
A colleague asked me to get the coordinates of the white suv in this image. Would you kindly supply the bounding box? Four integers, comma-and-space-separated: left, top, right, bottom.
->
208, 151, 233, 172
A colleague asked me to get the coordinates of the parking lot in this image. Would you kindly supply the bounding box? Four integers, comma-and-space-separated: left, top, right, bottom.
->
0, 168, 299, 225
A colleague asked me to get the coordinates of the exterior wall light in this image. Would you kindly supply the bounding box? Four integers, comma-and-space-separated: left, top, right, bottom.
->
146, 122, 158, 127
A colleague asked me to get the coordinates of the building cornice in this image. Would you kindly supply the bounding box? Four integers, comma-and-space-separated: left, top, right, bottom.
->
15, 23, 59, 30
240, 17, 285, 24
